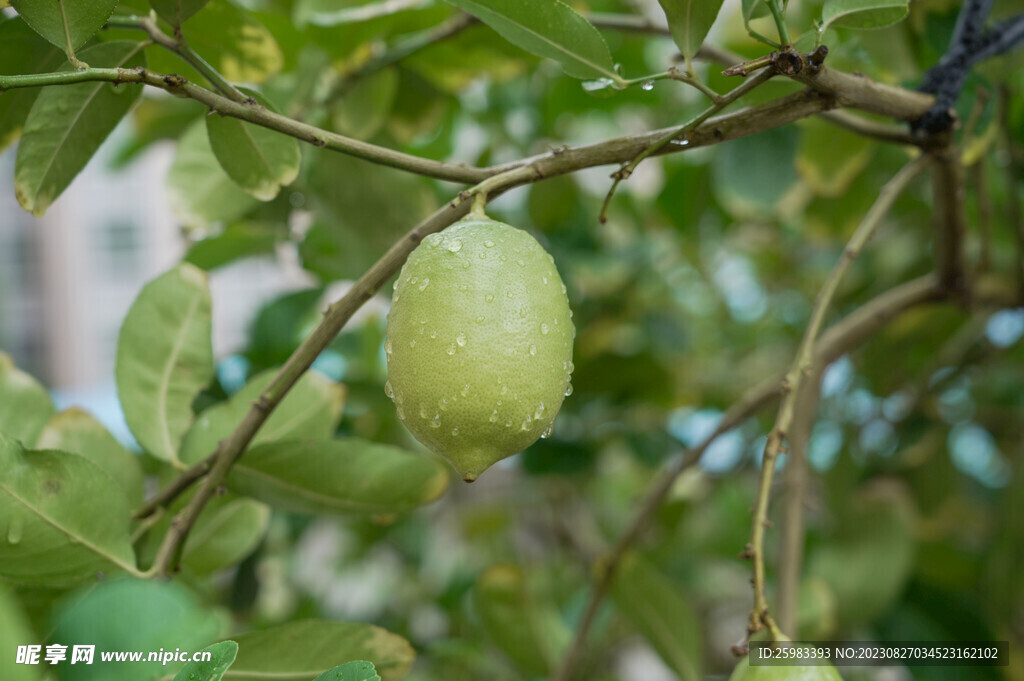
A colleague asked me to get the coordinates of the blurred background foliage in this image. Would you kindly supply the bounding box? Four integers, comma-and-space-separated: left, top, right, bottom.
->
2, 0, 1023, 679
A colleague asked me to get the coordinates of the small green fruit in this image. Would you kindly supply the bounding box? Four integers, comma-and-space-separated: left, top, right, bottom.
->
385, 217, 574, 481
728, 655, 843, 681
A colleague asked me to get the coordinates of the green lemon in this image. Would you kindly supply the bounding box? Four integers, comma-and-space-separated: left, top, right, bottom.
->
728, 655, 844, 681
385, 217, 574, 481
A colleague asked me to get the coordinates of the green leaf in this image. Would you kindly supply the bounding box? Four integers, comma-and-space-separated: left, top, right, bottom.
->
312, 661, 380, 681
741, 0, 769, 24
115, 263, 215, 464
0, 584, 41, 681
657, 0, 726, 67
0, 17, 62, 152
36, 408, 144, 506
331, 68, 399, 140
0, 432, 137, 585
179, 368, 346, 465
181, 498, 270, 575
206, 88, 301, 200
443, 0, 620, 82
150, 0, 211, 28
225, 438, 449, 515
167, 121, 260, 227
185, 222, 282, 270
10, 0, 118, 52
172, 641, 239, 681
472, 564, 570, 677
52, 578, 222, 681
13, 41, 146, 216
146, 0, 282, 84
821, 0, 909, 31
228, 620, 415, 681
0, 352, 55, 446
608, 552, 702, 681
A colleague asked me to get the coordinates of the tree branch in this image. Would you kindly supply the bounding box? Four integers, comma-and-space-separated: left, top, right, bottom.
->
774, 368, 821, 636
817, 109, 918, 145
791, 65, 934, 121
930, 141, 969, 292
135, 15, 249, 102
0, 66, 491, 184
744, 154, 932, 643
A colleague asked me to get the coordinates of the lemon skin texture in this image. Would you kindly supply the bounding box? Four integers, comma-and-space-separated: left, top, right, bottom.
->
728, 656, 843, 681
385, 217, 574, 481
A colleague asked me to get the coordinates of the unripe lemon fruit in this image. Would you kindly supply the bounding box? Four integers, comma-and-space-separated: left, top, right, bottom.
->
728, 655, 843, 681
385, 217, 575, 481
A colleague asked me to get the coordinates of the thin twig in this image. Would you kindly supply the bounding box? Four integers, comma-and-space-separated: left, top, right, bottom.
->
744, 154, 932, 644
599, 67, 776, 222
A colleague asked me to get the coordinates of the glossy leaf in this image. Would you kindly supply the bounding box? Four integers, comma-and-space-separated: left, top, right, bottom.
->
167, 121, 259, 227
472, 564, 569, 676
608, 552, 702, 681
52, 578, 221, 681
741, 0, 769, 23
0, 351, 55, 446
444, 0, 620, 82
0, 584, 40, 681
36, 408, 144, 506
115, 263, 214, 464
181, 498, 270, 575
147, 0, 282, 83
14, 41, 146, 216
821, 0, 909, 31
657, 0, 726, 67
229, 620, 415, 681
225, 438, 449, 515
0, 17, 62, 152
179, 368, 346, 465
0, 433, 137, 585
172, 641, 238, 681
10, 0, 118, 51
312, 661, 380, 681
150, 0, 211, 28
206, 88, 301, 200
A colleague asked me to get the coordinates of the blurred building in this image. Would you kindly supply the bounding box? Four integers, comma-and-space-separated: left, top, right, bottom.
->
0, 126, 313, 442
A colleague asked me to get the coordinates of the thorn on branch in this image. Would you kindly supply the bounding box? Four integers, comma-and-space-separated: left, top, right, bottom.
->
739, 543, 755, 559
807, 45, 829, 74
